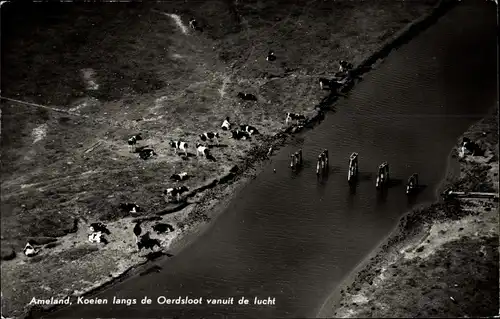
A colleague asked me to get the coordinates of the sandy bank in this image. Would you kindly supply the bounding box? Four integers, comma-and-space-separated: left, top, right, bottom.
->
1, 1, 447, 318
319, 106, 499, 318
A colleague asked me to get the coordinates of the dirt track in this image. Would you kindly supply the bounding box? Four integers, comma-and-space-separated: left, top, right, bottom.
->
1, 1, 441, 317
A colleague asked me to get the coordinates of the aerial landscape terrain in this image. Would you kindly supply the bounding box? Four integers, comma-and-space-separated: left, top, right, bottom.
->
1, 0, 498, 318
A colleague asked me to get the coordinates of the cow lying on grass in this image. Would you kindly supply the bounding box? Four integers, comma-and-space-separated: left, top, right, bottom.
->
88, 231, 108, 245
230, 129, 251, 140
171, 172, 190, 181
152, 223, 175, 234
221, 117, 232, 131
89, 222, 110, 235
23, 241, 39, 257
239, 125, 260, 135
237, 92, 257, 102
120, 203, 143, 214
139, 148, 157, 160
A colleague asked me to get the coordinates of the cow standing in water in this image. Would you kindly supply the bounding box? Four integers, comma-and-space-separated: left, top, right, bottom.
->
348, 152, 359, 183
376, 162, 390, 189
406, 173, 419, 195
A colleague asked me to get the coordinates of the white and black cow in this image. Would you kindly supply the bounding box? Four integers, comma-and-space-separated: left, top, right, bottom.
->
230, 129, 251, 140
196, 143, 211, 157
164, 185, 189, 202
139, 148, 157, 160
237, 92, 258, 101
339, 60, 353, 73
170, 140, 188, 156
266, 50, 276, 61
152, 223, 175, 234
239, 125, 260, 135
128, 133, 143, 152
88, 231, 108, 245
285, 112, 306, 125
89, 222, 110, 235
23, 241, 38, 257
120, 203, 143, 214
170, 172, 190, 182
199, 132, 220, 144
221, 117, 232, 131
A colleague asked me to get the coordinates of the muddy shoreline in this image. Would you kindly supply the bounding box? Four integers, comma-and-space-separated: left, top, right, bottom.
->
0, 1, 457, 318
319, 106, 499, 317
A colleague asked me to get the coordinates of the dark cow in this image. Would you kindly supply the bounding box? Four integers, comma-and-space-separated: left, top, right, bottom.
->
230, 129, 251, 140
133, 221, 142, 239
339, 60, 353, 73
164, 186, 189, 202
137, 232, 161, 252
199, 132, 220, 144
139, 148, 157, 160
170, 172, 190, 181
237, 92, 258, 101
285, 112, 306, 125
169, 140, 188, 156
152, 223, 175, 234
239, 125, 260, 135
266, 50, 276, 62
120, 203, 143, 214
89, 222, 110, 235
319, 78, 343, 91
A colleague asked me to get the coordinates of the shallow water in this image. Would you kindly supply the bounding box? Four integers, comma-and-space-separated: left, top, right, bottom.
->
47, 2, 497, 318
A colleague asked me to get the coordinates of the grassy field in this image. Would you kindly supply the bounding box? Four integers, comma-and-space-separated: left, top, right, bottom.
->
323, 108, 499, 318
1, 0, 438, 317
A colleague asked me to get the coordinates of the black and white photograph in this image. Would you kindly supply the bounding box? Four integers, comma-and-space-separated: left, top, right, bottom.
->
0, 0, 498, 318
